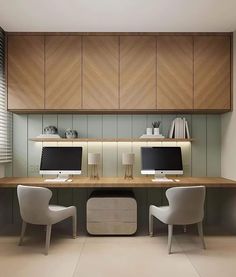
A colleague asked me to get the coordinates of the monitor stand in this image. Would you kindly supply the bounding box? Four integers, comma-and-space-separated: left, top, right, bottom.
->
44, 174, 70, 183
152, 173, 174, 183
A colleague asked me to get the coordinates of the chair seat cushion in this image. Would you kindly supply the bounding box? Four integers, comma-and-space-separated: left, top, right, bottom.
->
150, 205, 171, 224
48, 205, 76, 224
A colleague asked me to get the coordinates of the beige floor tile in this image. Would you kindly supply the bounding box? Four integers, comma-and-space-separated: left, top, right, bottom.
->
0, 235, 84, 277
176, 235, 236, 277
74, 236, 199, 277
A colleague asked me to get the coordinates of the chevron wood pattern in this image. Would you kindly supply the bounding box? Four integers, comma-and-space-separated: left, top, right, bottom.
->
120, 36, 156, 110
194, 36, 231, 110
157, 36, 193, 110
45, 36, 82, 109
8, 36, 44, 109
83, 36, 119, 109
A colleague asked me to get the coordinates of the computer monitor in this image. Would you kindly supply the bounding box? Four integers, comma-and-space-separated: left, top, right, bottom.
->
40, 146, 82, 181
141, 147, 183, 182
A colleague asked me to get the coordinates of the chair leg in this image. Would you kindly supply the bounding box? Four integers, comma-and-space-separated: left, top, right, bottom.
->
19, 221, 27, 246
72, 214, 77, 239
183, 225, 187, 233
45, 225, 52, 255
197, 222, 206, 249
149, 211, 153, 237
168, 225, 173, 254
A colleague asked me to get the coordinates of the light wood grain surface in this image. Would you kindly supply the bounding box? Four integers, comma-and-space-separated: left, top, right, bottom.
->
45, 35, 82, 109
83, 36, 119, 109
120, 36, 156, 109
194, 36, 231, 110
0, 177, 235, 188
29, 138, 194, 142
8, 35, 44, 109
157, 36, 193, 110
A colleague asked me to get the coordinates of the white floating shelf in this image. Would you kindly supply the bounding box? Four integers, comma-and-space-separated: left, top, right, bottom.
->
30, 138, 193, 142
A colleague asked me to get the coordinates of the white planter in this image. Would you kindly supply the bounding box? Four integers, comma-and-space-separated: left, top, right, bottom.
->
154, 128, 160, 135
146, 128, 153, 135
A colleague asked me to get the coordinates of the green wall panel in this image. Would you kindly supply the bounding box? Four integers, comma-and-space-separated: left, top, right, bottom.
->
191, 115, 207, 176
13, 114, 28, 177
102, 115, 117, 138
207, 115, 221, 177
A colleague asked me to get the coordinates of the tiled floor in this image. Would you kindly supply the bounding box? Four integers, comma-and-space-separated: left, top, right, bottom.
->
0, 229, 235, 277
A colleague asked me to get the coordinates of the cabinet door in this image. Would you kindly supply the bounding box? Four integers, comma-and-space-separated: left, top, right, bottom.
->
8, 36, 44, 110
120, 36, 156, 110
83, 36, 119, 109
45, 36, 82, 109
157, 36, 193, 110
194, 36, 231, 110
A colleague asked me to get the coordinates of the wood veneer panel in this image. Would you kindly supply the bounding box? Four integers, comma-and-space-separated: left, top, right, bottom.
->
194, 36, 231, 110
83, 36, 119, 109
45, 36, 82, 109
0, 177, 235, 188
120, 36, 156, 109
157, 36, 193, 109
8, 36, 44, 109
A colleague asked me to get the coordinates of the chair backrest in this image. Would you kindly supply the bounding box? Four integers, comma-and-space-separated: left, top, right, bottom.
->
166, 186, 206, 225
17, 185, 52, 224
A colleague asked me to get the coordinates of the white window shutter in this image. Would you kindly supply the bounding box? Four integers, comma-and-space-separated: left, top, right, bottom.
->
0, 29, 12, 163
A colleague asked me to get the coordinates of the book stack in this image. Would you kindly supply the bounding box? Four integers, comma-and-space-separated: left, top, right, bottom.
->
169, 118, 190, 139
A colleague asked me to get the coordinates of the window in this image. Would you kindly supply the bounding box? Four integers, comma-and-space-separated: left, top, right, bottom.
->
0, 28, 12, 163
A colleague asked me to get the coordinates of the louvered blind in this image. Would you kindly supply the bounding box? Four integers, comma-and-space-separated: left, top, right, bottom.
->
0, 29, 12, 163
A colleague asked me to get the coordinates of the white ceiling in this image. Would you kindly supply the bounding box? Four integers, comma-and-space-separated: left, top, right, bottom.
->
0, 0, 236, 32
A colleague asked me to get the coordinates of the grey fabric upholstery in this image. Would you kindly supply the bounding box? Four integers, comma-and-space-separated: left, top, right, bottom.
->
149, 186, 206, 254
17, 185, 77, 255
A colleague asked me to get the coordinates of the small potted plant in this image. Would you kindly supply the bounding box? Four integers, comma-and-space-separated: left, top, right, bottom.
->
152, 121, 161, 135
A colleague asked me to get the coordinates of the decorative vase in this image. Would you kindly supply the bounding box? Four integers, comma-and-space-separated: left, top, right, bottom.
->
65, 129, 78, 139
146, 128, 152, 136
44, 126, 58, 134
154, 128, 160, 135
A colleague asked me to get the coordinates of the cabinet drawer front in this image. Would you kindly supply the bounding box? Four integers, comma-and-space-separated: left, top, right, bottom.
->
87, 209, 137, 222
87, 197, 137, 210
87, 222, 137, 235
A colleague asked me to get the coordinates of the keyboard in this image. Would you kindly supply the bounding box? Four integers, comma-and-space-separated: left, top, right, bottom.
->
152, 178, 174, 183
44, 178, 72, 183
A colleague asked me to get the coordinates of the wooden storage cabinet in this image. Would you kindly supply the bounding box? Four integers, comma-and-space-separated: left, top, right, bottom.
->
194, 36, 231, 110
120, 36, 156, 110
157, 36, 193, 110
83, 36, 119, 109
6, 33, 232, 113
7, 35, 44, 110
45, 36, 82, 109
87, 191, 137, 235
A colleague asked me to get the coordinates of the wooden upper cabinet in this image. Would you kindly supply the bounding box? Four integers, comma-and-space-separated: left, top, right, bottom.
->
45, 36, 82, 109
157, 36, 193, 110
8, 36, 44, 110
194, 36, 231, 110
83, 36, 119, 109
120, 36, 156, 109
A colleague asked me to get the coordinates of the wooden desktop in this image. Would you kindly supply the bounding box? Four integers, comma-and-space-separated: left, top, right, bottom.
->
0, 176, 235, 188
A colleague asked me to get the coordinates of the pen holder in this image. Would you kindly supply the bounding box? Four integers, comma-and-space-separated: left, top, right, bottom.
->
122, 153, 135, 179
88, 153, 100, 179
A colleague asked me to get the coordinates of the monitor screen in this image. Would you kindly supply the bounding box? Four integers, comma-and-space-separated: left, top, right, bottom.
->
141, 147, 183, 174
40, 147, 82, 174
